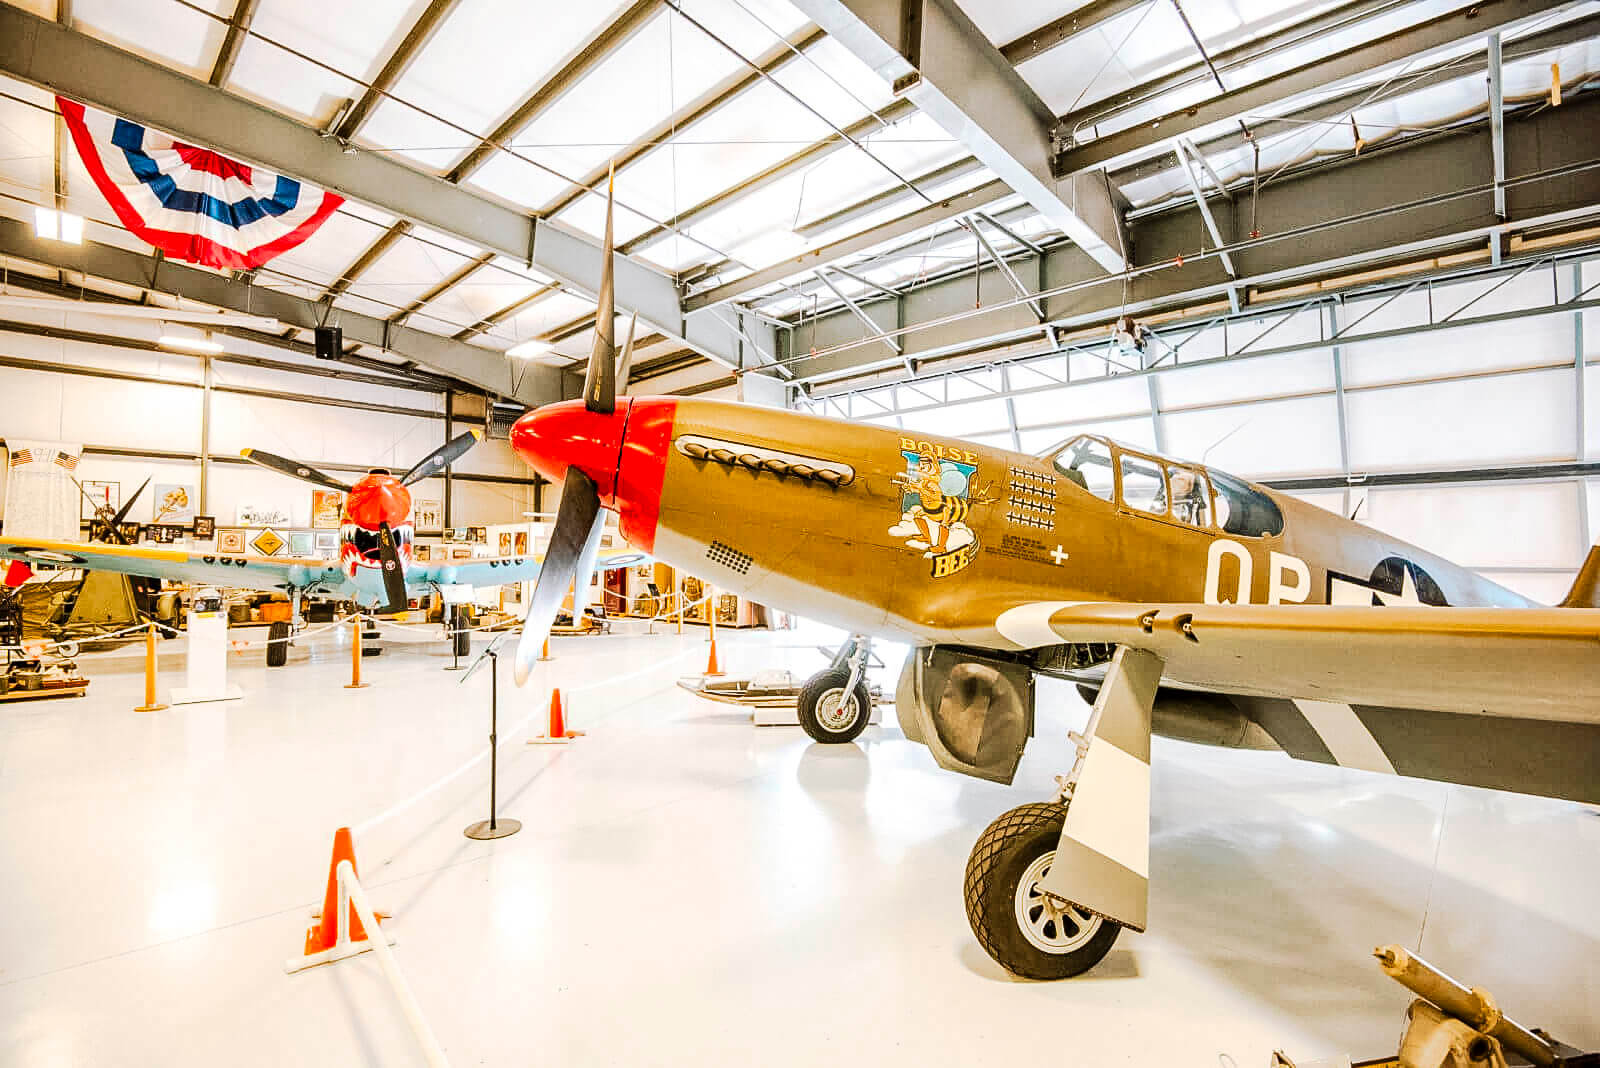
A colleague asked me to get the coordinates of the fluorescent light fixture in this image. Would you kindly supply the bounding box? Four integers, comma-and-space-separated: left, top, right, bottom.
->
158, 325, 224, 354
33, 207, 83, 244
0, 293, 284, 333
506, 339, 554, 359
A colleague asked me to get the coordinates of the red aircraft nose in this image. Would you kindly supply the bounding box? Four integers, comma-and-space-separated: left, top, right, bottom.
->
345, 477, 412, 529
510, 398, 628, 499
510, 396, 677, 551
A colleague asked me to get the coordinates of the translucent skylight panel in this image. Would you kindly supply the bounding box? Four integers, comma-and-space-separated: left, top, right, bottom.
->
70, 0, 228, 80
765, 36, 893, 128
356, 99, 476, 173
248, 0, 417, 85
485, 256, 556, 288
436, 275, 547, 328
399, 312, 462, 338
465, 151, 580, 214
261, 210, 395, 292
950, 0, 1074, 48
481, 291, 596, 349
1015, 1, 1193, 118
227, 31, 367, 128
603, 80, 835, 229
513, 10, 746, 188
330, 292, 403, 321
385, 0, 640, 139
0, 92, 53, 198
671, 0, 811, 65
342, 235, 472, 316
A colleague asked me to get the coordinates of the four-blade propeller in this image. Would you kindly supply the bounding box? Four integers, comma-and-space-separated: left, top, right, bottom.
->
514, 167, 631, 686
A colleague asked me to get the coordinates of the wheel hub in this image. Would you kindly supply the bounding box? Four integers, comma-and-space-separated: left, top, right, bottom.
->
815, 686, 859, 732
1014, 850, 1103, 954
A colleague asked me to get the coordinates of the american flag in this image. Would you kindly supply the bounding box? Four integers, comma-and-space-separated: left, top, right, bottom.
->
8, 449, 33, 467
53, 452, 79, 471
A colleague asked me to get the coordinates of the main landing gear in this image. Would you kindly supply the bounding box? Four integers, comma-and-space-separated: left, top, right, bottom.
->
961, 646, 1163, 980
796, 636, 873, 743
265, 589, 303, 668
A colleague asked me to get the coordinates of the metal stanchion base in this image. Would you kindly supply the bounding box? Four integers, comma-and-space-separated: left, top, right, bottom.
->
443, 665, 469, 672
134, 703, 169, 712
344, 682, 369, 689
463, 818, 521, 840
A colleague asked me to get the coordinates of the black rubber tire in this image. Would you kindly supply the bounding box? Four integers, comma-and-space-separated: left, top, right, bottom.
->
963, 802, 1121, 980
796, 666, 872, 744
266, 620, 290, 667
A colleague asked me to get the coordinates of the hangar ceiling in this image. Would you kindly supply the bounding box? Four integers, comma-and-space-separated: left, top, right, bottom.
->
0, 0, 1593, 410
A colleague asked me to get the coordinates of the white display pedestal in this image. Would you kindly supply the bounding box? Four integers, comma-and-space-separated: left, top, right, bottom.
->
171, 609, 243, 705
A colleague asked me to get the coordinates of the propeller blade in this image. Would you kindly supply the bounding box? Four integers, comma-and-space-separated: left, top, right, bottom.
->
401, 429, 483, 487
375, 521, 410, 615
514, 466, 602, 686
111, 477, 150, 528
240, 449, 352, 492
568, 506, 608, 623
614, 312, 638, 396
581, 165, 617, 415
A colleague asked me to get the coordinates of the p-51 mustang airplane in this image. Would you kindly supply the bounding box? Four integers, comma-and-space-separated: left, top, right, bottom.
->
0, 431, 640, 666
501, 174, 1600, 982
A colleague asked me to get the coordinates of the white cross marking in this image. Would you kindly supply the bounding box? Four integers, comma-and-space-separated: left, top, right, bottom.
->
1050, 545, 1069, 565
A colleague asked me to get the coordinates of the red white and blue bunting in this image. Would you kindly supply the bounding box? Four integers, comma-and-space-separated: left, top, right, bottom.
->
57, 97, 345, 270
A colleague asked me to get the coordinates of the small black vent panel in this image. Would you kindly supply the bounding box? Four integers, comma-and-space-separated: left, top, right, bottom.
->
706, 540, 752, 575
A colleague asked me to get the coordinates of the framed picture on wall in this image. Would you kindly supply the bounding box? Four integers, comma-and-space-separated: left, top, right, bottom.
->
118, 522, 142, 543
468, 526, 486, 543
513, 531, 528, 556
315, 531, 338, 552
237, 504, 291, 526
192, 515, 215, 539
498, 532, 513, 556
218, 528, 246, 554
151, 484, 195, 525
311, 490, 343, 529
80, 481, 119, 519
451, 547, 472, 560
288, 531, 316, 556
413, 499, 442, 530
414, 544, 431, 562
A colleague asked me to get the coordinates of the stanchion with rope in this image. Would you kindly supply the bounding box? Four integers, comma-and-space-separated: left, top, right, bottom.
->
460, 636, 520, 840
133, 621, 168, 712
345, 616, 368, 689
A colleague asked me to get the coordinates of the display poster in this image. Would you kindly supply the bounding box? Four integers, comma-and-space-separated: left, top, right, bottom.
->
237, 503, 291, 526
4, 440, 82, 540
413, 499, 442, 530
152, 483, 196, 525
311, 490, 343, 530
81, 480, 119, 519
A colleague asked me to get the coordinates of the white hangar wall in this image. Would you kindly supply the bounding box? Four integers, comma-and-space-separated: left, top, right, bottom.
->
0, 305, 540, 530
815, 259, 1600, 605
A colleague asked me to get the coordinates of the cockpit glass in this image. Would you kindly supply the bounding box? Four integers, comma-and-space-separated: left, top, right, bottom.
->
1119, 455, 1167, 516
1052, 436, 1114, 501
1209, 470, 1285, 537
1165, 464, 1212, 528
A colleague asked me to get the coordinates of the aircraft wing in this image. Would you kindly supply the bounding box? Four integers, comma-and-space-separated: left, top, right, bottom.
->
411, 549, 647, 590
0, 537, 346, 594
997, 601, 1600, 721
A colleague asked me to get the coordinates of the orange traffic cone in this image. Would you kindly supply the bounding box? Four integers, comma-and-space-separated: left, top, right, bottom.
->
286, 827, 390, 972
704, 637, 723, 677
539, 637, 553, 662
529, 687, 574, 744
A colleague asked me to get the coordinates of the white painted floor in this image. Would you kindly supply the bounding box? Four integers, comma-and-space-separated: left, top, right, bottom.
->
1, 619, 1595, 1066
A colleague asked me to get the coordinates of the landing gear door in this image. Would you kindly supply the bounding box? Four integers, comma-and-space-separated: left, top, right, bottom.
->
897, 646, 1034, 785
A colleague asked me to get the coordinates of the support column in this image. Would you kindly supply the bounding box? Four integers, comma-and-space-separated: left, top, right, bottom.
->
1327, 302, 1353, 516
199, 353, 213, 513
443, 391, 454, 530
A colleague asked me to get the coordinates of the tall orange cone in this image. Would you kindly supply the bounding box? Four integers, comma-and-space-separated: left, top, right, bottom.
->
528, 687, 580, 743
306, 827, 367, 953
704, 637, 722, 677
539, 637, 552, 661
286, 827, 391, 972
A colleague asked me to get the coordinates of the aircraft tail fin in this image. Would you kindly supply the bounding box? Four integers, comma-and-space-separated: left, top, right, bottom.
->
1559, 545, 1600, 607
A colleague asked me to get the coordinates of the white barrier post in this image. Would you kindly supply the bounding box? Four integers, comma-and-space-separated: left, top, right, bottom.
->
337, 860, 451, 1068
